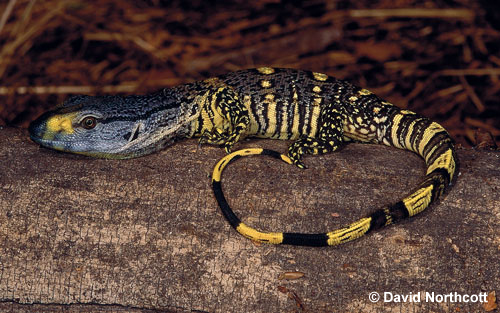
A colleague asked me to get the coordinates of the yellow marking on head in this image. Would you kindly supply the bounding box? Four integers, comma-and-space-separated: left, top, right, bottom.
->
313, 97, 322, 106
46, 113, 78, 134
359, 88, 372, 96
257, 67, 275, 75
260, 80, 272, 88
236, 223, 283, 244
313, 85, 321, 93
312, 72, 328, 81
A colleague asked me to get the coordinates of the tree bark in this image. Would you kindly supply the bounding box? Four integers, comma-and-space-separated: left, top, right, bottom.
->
0, 127, 498, 312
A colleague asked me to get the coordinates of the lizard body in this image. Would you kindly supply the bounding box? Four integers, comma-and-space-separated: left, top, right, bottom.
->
29, 67, 458, 247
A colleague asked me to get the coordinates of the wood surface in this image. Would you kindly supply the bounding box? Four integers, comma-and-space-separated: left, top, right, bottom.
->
0, 127, 498, 312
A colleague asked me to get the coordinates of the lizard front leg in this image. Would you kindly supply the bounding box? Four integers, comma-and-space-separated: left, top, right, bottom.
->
198, 86, 250, 152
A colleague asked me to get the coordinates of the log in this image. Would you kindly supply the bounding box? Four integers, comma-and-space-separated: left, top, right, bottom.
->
0, 127, 498, 312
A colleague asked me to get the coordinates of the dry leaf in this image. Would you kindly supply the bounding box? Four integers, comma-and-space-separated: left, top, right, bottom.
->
483, 291, 497, 312
278, 271, 305, 280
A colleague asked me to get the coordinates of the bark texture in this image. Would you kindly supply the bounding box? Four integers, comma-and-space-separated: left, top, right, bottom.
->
0, 127, 499, 312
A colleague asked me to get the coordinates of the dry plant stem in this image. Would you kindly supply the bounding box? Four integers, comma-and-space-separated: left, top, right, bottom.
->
458, 75, 485, 113
0, 85, 139, 95
464, 118, 500, 136
406, 68, 500, 103
84, 32, 163, 60
349, 8, 475, 20
0, 1, 65, 79
2, 68, 498, 96
0, 0, 18, 36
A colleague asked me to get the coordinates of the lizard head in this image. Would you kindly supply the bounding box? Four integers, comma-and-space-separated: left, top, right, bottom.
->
29, 92, 189, 159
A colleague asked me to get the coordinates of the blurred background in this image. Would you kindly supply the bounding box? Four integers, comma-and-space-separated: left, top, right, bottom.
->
0, 0, 498, 148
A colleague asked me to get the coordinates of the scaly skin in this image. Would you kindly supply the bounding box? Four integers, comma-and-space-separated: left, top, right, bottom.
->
29, 67, 458, 246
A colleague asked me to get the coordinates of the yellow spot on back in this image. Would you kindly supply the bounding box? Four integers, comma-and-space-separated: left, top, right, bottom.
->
359, 88, 372, 95
400, 110, 416, 115
313, 85, 321, 93
313, 72, 328, 81
260, 80, 272, 88
349, 96, 358, 102
265, 93, 275, 101
257, 67, 275, 75
203, 77, 221, 85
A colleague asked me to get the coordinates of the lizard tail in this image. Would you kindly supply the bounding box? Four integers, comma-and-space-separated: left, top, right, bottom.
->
211, 123, 457, 246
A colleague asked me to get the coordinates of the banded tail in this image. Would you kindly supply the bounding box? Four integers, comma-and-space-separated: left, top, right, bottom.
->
211, 117, 457, 247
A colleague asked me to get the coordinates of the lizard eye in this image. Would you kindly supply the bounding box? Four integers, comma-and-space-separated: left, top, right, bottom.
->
81, 116, 97, 129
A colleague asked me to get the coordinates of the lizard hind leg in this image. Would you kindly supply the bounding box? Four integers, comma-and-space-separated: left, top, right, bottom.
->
287, 107, 345, 168
287, 135, 343, 168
